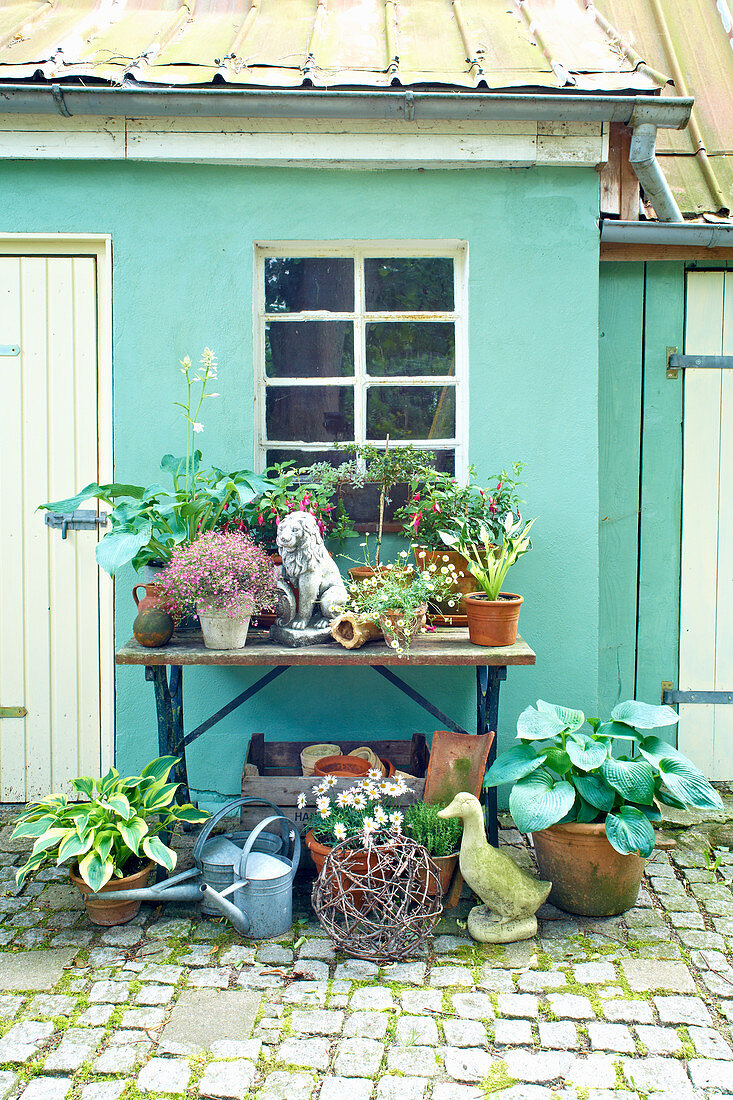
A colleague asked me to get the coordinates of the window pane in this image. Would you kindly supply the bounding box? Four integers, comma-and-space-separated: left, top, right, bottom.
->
366, 385, 455, 440
364, 258, 454, 311
265, 257, 354, 313
265, 449, 352, 471
366, 322, 454, 377
266, 321, 354, 378
266, 385, 354, 442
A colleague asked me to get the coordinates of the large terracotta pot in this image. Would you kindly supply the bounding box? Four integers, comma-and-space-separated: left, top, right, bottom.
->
313, 755, 371, 779
533, 823, 645, 916
464, 592, 523, 647
305, 831, 377, 907
70, 860, 154, 926
413, 547, 474, 613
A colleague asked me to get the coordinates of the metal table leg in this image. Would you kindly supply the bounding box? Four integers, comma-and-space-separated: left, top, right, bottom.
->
477, 665, 507, 846
145, 665, 191, 804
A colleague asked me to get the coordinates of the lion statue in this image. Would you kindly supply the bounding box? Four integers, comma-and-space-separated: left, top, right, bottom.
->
275, 511, 348, 631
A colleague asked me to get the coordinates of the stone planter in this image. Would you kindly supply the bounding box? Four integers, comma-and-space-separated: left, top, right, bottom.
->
196, 605, 250, 650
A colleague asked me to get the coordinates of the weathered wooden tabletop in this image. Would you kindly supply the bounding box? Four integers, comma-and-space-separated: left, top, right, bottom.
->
116, 630, 536, 668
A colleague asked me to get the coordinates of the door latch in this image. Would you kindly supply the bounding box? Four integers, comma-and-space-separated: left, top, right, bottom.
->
0, 707, 27, 718
44, 509, 108, 540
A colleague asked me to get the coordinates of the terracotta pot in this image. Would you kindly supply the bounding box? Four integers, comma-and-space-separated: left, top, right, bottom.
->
347, 566, 412, 585
132, 583, 161, 614
533, 823, 645, 916
314, 755, 371, 779
380, 759, 395, 779
305, 831, 378, 907
464, 592, 523, 647
420, 852, 459, 898
70, 860, 154, 926
413, 547, 474, 613
378, 604, 427, 652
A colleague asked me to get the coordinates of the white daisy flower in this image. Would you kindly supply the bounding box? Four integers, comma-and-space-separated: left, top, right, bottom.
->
333, 822, 347, 841
319, 807, 331, 820
367, 768, 383, 781
323, 775, 338, 788
442, 555, 450, 561
297, 792, 307, 810
316, 796, 330, 814
389, 811, 404, 828
352, 793, 367, 810
374, 806, 389, 826
336, 790, 352, 808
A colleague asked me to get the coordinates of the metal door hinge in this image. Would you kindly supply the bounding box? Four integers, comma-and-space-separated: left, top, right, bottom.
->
667, 349, 733, 377
0, 706, 27, 718
0, 345, 20, 356
666, 347, 679, 378
663, 687, 733, 705
661, 681, 673, 703
44, 509, 108, 539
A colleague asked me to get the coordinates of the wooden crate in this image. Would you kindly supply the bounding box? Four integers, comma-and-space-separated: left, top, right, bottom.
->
240, 732, 428, 832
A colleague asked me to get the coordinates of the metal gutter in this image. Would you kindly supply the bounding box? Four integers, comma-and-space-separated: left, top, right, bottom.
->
628, 121, 683, 222
601, 221, 733, 246
0, 85, 693, 126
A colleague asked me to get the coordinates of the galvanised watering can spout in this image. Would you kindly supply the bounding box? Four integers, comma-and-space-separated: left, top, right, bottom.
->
199, 883, 251, 935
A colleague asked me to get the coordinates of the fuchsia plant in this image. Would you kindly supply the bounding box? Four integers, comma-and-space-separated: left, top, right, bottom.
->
156, 531, 278, 619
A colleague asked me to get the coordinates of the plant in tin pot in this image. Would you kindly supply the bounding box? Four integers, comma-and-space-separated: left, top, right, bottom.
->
345, 560, 459, 656
485, 699, 723, 916
156, 530, 278, 650
440, 512, 535, 646
11, 756, 208, 925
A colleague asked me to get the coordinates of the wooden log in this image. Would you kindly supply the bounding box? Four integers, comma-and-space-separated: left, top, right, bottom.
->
330, 612, 383, 649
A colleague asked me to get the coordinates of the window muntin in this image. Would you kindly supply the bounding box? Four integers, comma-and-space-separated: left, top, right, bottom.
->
255, 244, 466, 475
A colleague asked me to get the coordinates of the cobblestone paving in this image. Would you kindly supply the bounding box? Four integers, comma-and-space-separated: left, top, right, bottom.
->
1, 810, 733, 1099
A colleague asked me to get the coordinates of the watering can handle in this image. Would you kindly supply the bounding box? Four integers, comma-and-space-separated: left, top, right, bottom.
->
240, 815, 300, 884
193, 796, 286, 865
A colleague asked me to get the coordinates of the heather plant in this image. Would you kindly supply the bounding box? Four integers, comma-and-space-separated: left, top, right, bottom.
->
156, 530, 278, 619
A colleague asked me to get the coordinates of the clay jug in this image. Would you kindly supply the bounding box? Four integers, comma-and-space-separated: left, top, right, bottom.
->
132, 583, 161, 613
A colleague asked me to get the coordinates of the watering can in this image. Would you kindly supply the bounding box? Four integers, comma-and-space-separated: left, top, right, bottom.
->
93, 796, 300, 939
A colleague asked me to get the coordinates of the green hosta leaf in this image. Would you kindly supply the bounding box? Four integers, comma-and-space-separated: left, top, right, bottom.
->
170, 804, 210, 824
143, 835, 177, 871
95, 524, 153, 575
11, 816, 59, 840
31, 828, 68, 855
99, 767, 120, 796
543, 748, 571, 775
141, 756, 179, 781
517, 705, 566, 741
73, 808, 93, 838
95, 833, 114, 864
509, 768, 576, 833
656, 785, 687, 810
79, 850, 114, 892
144, 783, 179, 813
536, 700, 586, 732
572, 772, 616, 812
597, 721, 642, 743
118, 817, 148, 855
72, 777, 94, 798
566, 733, 609, 771
15, 851, 47, 889
605, 805, 656, 857
611, 700, 679, 730
638, 735, 685, 765
656, 757, 724, 811
485, 743, 547, 787
575, 796, 600, 824
600, 757, 655, 805
105, 794, 132, 821
56, 829, 93, 865
638, 805, 662, 822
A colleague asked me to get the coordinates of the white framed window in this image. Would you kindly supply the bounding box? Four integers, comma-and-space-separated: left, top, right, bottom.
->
253, 241, 468, 477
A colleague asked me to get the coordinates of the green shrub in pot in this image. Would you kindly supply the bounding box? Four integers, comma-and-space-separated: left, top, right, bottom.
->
485, 699, 723, 857
12, 756, 209, 891
403, 801, 463, 857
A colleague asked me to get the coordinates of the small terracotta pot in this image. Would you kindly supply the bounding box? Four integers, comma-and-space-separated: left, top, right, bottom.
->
532, 823, 645, 916
70, 860, 154, 926
313, 755, 371, 779
132, 583, 161, 613
420, 852, 459, 898
347, 566, 412, 585
464, 592, 523, 647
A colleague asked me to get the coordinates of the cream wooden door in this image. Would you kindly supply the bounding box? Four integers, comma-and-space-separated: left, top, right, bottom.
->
0, 252, 112, 800
678, 270, 733, 779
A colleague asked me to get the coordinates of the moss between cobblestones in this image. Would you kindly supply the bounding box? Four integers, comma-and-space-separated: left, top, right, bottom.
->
481, 1058, 518, 1093
675, 1025, 695, 1060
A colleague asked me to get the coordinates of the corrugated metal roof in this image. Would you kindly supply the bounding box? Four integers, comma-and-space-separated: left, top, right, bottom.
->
0, 0, 664, 91
0, 0, 731, 215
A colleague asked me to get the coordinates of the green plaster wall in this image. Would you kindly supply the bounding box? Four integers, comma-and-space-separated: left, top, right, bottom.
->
1, 160, 600, 806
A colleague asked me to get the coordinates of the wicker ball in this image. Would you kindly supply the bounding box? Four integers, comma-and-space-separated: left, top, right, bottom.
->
312, 834, 443, 962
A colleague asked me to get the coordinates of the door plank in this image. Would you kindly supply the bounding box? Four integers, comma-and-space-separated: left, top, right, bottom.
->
679, 271, 724, 774
0, 257, 27, 801
714, 273, 733, 777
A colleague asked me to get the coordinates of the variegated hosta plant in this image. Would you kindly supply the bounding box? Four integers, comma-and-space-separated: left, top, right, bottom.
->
12, 756, 209, 892
485, 700, 723, 857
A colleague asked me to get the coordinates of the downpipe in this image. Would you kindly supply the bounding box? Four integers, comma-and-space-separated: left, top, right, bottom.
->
628, 121, 683, 223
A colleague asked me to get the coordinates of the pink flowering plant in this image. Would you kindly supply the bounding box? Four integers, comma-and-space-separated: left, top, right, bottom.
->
301, 770, 413, 850
156, 530, 278, 619
397, 463, 525, 550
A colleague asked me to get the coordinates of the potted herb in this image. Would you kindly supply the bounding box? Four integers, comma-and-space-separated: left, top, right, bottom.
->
403, 801, 463, 895
345, 561, 458, 656
398, 464, 524, 621
156, 530, 278, 650
11, 756, 208, 925
302, 770, 414, 875
485, 699, 723, 916
440, 512, 534, 646
40, 349, 276, 577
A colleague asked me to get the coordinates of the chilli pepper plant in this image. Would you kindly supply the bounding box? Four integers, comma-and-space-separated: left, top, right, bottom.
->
12, 756, 209, 891
302, 770, 413, 849
485, 699, 723, 857
156, 530, 278, 620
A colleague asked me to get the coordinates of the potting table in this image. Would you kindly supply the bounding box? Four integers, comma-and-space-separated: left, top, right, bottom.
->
116, 630, 536, 845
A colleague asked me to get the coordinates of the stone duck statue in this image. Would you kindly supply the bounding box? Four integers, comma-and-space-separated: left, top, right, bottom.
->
438, 792, 551, 943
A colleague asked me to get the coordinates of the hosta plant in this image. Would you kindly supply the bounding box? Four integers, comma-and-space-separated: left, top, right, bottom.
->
485, 699, 723, 857
12, 757, 209, 891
